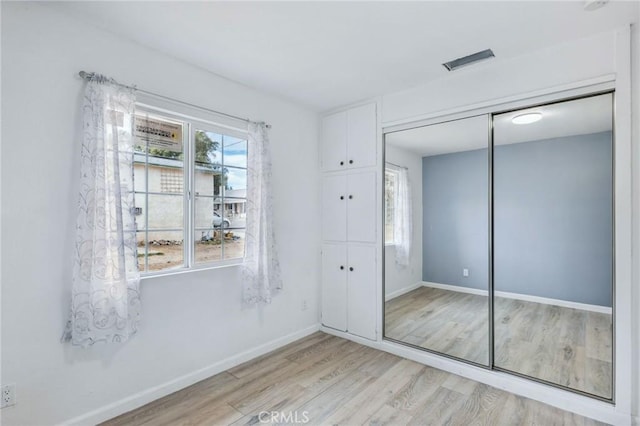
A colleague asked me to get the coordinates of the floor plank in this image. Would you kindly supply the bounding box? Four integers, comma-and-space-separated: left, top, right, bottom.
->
101, 332, 608, 426
385, 287, 613, 398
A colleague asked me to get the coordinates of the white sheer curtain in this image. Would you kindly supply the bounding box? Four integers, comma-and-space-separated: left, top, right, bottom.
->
242, 122, 283, 304
62, 75, 141, 346
394, 167, 412, 266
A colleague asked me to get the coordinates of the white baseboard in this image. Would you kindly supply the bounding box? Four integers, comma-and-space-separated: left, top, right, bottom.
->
320, 326, 630, 426
61, 323, 322, 426
422, 281, 487, 296
385, 281, 423, 301
422, 281, 612, 314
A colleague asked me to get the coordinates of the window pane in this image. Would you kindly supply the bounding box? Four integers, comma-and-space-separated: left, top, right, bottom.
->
147, 194, 183, 230
222, 198, 247, 229
134, 114, 184, 157
194, 196, 219, 230
223, 136, 247, 168
194, 130, 222, 165
133, 159, 147, 192
194, 164, 223, 197
224, 229, 245, 260
195, 228, 223, 264
137, 230, 184, 272
224, 166, 247, 197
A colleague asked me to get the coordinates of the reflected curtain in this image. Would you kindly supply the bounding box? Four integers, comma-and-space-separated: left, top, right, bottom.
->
394, 168, 412, 266
242, 122, 282, 304
62, 74, 141, 346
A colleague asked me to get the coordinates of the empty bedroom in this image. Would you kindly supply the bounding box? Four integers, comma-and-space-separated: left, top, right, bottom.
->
1, 1, 640, 425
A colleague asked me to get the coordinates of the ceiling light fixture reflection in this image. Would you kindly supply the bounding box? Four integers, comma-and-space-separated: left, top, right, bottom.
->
512, 112, 543, 125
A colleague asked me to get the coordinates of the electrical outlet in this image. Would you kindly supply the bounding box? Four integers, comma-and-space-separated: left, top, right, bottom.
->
1, 384, 16, 408
301, 299, 308, 311
463, 268, 469, 277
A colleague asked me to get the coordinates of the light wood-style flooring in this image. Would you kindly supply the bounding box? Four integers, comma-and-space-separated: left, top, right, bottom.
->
103, 332, 606, 426
385, 286, 612, 399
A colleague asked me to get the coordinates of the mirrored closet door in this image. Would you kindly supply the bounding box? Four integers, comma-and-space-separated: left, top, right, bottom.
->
493, 93, 613, 399
383, 92, 614, 400
384, 115, 490, 367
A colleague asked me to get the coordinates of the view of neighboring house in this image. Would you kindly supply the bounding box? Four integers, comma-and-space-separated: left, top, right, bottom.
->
133, 153, 246, 242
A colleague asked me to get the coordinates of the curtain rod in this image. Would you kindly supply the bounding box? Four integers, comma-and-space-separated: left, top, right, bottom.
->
78, 71, 271, 128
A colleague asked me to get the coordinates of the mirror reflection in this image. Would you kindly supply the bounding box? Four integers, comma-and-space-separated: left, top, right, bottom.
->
384, 115, 490, 366
493, 93, 613, 398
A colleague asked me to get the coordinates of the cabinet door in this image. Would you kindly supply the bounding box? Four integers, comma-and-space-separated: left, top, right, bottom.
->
346, 172, 376, 243
321, 111, 348, 172
322, 174, 347, 242
321, 244, 348, 331
347, 103, 376, 169
347, 245, 377, 340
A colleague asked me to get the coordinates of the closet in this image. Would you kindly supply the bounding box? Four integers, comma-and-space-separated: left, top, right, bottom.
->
382, 92, 614, 401
320, 102, 378, 340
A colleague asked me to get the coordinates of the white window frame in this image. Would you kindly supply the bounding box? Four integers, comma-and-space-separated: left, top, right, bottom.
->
135, 102, 249, 277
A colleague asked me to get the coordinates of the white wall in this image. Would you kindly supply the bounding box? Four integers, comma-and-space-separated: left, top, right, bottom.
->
0, 3, 320, 425
384, 145, 422, 299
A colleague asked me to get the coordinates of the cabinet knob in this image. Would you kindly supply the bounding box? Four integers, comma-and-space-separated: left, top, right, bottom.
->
340, 266, 344, 270
349, 267, 354, 271
340, 195, 344, 200
340, 161, 344, 166
349, 160, 354, 164
348, 195, 353, 200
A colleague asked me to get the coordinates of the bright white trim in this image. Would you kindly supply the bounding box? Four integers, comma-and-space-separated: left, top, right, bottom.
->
381, 74, 615, 129
422, 281, 487, 296
321, 327, 630, 425
495, 290, 612, 315
385, 281, 423, 301
612, 25, 633, 418
420, 281, 612, 314
60, 324, 322, 426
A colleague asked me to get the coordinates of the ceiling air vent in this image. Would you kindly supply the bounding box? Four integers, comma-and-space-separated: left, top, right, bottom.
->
443, 49, 495, 71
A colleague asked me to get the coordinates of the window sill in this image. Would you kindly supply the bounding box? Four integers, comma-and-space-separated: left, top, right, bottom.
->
385, 243, 397, 247
140, 259, 244, 281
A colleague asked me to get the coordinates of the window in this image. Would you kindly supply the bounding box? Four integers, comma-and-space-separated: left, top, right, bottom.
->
134, 106, 248, 274
384, 167, 398, 245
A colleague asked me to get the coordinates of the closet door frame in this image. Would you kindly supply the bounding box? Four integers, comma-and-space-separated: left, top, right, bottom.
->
489, 91, 616, 403
381, 84, 624, 406
381, 113, 493, 370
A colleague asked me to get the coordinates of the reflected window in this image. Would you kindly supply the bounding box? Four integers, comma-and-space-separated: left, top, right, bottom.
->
384, 167, 398, 245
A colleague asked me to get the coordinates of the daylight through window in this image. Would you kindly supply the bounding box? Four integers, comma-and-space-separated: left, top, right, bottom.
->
134, 108, 248, 274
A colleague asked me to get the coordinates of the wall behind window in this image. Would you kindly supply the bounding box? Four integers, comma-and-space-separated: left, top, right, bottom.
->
0, 3, 320, 425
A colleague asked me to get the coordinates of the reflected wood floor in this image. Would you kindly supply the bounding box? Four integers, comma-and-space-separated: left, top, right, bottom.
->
385, 287, 612, 398
102, 332, 605, 426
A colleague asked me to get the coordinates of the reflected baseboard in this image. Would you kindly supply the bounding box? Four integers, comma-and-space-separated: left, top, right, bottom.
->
385, 281, 423, 301
421, 281, 612, 315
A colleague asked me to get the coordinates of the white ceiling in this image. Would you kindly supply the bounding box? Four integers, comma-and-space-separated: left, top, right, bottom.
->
386, 93, 613, 157
50, 1, 638, 111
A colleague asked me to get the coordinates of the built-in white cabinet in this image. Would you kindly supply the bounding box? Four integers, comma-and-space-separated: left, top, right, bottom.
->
321, 244, 377, 340
322, 171, 376, 243
321, 103, 377, 172
321, 101, 378, 342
